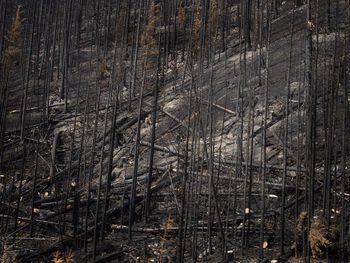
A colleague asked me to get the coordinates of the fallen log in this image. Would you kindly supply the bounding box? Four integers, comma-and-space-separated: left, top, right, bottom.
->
116, 111, 150, 134
199, 98, 237, 116
252, 102, 301, 138
94, 250, 126, 263
216, 158, 325, 175
216, 158, 305, 173
16, 169, 181, 262
270, 128, 297, 161
140, 140, 184, 158
50, 131, 63, 179
22, 111, 140, 195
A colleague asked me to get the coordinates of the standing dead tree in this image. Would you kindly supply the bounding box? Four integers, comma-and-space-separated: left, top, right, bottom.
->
129, 0, 160, 239
0, 4, 24, 170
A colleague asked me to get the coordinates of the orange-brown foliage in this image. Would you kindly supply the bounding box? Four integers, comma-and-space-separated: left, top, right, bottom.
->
1, 242, 17, 263
96, 60, 108, 82
191, 8, 202, 55
178, 1, 186, 37
159, 215, 175, 261
3, 5, 24, 69
294, 212, 340, 258
1, 5, 24, 106
209, 0, 224, 35
309, 216, 339, 258
115, 1, 127, 44
52, 250, 75, 263
52, 251, 64, 263
141, 1, 160, 70
293, 211, 309, 254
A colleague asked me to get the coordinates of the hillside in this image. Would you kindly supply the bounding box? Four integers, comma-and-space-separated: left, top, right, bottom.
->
0, 0, 349, 262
